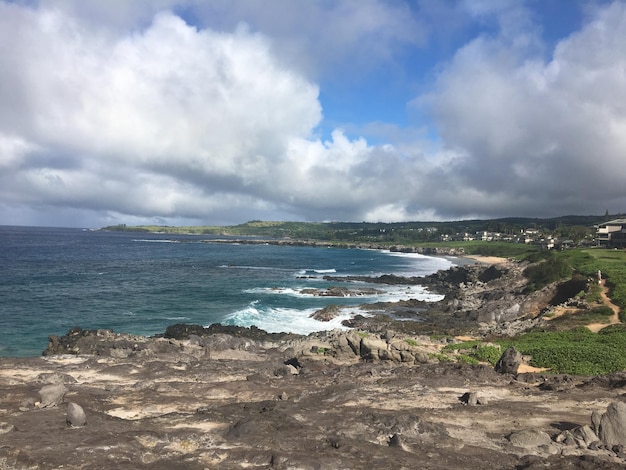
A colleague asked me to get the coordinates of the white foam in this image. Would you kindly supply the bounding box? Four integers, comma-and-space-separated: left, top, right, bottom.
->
245, 284, 443, 302
223, 303, 356, 335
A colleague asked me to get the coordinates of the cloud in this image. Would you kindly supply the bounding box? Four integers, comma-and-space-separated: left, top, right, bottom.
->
418, 0, 626, 218
0, 3, 429, 226
0, 5, 328, 224
1, 1, 626, 227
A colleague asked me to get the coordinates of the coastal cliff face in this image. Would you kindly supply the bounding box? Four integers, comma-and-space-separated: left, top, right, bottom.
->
2, 260, 625, 469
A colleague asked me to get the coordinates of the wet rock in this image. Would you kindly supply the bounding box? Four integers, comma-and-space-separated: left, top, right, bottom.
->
495, 346, 522, 374
66, 402, 87, 427
310, 304, 342, 321
38, 383, 68, 408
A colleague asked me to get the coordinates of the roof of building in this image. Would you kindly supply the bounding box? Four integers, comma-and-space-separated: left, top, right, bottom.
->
598, 218, 626, 227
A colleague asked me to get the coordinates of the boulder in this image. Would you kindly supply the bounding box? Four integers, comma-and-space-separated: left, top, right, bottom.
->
38, 383, 68, 408
572, 425, 599, 448
360, 336, 388, 361
495, 346, 522, 374
66, 402, 87, 427
460, 392, 479, 406
508, 429, 552, 448
598, 402, 626, 447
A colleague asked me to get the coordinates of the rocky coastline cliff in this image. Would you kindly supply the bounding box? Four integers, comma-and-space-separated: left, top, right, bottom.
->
1, 260, 625, 469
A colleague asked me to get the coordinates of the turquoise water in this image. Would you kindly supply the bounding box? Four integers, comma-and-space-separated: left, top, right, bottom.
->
0, 226, 453, 357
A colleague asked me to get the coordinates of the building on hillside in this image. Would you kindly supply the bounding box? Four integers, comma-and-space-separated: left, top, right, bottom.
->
596, 219, 626, 248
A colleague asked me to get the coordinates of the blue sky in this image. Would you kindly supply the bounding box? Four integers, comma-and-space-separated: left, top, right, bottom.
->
0, 0, 624, 227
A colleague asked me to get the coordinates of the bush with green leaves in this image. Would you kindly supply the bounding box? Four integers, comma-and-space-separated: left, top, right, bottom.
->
442, 341, 502, 366
523, 254, 572, 292
499, 327, 626, 375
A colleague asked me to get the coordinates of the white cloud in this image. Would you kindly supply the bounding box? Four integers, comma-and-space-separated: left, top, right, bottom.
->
418, 0, 626, 218
2, 1, 626, 227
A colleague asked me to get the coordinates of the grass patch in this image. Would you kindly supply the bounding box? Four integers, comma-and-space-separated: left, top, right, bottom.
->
443, 341, 502, 365
404, 338, 419, 347
560, 249, 626, 312
497, 328, 626, 375
541, 306, 615, 331
457, 355, 479, 365
428, 352, 453, 362
523, 253, 572, 292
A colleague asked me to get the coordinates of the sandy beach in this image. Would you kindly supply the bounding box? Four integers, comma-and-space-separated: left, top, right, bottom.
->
464, 255, 510, 265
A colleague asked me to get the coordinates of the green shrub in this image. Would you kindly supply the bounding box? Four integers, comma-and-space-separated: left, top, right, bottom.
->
497, 328, 626, 375
523, 254, 572, 292
589, 305, 614, 317
442, 341, 502, 366
428, 352, 453, 362
457, 355, 479, 365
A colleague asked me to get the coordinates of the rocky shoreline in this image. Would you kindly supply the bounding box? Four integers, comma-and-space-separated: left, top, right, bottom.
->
2, 260, 626, 469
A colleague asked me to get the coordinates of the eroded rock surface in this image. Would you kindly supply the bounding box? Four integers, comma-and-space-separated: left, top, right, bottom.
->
2, 326, 626, 469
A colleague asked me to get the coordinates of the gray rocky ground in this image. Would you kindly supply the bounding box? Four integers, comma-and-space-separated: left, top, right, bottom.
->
1, 260, 625, 469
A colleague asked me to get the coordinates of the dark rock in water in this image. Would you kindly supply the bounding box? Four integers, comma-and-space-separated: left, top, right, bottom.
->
163, 323, 209, 339
164, 323, 299, 342
495, 346, 522, 374
38, 383, 68, 408
310, 304, 342, 321
66, 402, 87, 427
598, 402, 626, 447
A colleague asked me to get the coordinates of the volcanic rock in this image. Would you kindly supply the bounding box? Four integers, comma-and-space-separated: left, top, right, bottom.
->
38, 383, 68, 408
597, 402, 626, 447
495, 345, 522, 374
66, 402, 87, 427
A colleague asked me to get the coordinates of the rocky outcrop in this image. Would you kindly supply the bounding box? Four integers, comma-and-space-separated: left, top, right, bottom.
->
310, 304, 342, 321
3, 325, 626, 468
596, 402, 626, 447
495, 346, 523, 374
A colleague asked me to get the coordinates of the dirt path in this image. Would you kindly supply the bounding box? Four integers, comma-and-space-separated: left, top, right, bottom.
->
586, 279, 621, 332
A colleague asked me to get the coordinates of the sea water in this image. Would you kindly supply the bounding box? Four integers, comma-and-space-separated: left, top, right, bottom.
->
0, 226, 455, 357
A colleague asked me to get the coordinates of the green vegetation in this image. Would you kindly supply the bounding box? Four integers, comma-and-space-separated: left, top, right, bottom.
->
522, 253, 572, 292
542, 306, 615, 331
101, 214, 609, 246
456, 355, 480, 365
442, 341, 502, 366
428, 352, 453, 362
553, 249, 626, 316
498, 327, 626, 375
404, 338, 419, 347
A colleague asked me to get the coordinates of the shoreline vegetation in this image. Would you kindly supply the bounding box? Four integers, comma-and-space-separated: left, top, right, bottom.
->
96, 221, 626, 376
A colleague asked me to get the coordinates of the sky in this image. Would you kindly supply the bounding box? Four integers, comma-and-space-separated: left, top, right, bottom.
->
1, 0, 625, 228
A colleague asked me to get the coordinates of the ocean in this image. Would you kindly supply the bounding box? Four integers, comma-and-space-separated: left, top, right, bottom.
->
0, 226, 456, 357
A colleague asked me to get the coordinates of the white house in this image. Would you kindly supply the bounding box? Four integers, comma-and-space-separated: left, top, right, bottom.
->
596, 219, 626, 248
